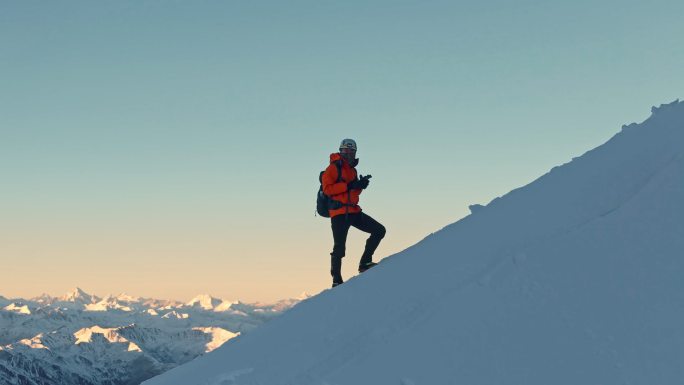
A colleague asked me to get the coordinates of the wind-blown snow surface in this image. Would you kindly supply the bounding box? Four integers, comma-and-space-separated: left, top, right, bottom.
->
145, 101, 684, 385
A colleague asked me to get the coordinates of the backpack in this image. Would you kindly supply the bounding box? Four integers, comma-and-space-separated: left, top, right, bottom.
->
316, 161, 344, 217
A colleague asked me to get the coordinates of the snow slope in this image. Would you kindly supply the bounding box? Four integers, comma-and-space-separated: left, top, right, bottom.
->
145, 100, 684, 385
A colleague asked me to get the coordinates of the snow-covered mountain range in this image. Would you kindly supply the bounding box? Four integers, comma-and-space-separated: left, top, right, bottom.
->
145, 100, 684, 385
0, 288, 305, 385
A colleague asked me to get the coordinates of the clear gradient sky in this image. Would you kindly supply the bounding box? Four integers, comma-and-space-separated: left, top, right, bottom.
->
2, 0, 683, 302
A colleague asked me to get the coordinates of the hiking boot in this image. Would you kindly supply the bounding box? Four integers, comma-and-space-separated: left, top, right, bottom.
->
332, 280, 344, 288
358, 261, 378, 273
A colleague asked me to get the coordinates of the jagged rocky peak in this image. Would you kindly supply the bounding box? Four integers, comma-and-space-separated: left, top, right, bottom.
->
60, 287, 98, 304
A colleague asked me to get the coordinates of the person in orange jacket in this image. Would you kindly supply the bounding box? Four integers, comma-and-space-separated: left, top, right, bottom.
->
321, 138, 386, 287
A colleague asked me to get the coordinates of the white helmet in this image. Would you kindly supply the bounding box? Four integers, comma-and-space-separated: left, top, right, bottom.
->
339, 138, 357, 151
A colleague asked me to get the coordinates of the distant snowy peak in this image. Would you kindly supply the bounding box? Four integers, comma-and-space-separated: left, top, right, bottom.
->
147, 300, 183, 310
213, 300, 240, 312
82, 293, 146, 312
84, 296, 134, 312
253, 294, 312, 312
60, 287, 98, 303
114, 293, 140, 302
3, 303, 31, 315
17, 333, 49, 350
192, 327, 240, 352
186, 294, 224, 310
161, 311, 189, 319
29, 293, 55, 304
73, 325, 142, 352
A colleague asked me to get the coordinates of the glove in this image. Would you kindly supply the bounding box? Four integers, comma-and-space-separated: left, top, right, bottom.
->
348, 179, 362, 190
348, 175, 372, 190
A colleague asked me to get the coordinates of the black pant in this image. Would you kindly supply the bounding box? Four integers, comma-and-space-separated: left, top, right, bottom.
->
330, 212, 386, 282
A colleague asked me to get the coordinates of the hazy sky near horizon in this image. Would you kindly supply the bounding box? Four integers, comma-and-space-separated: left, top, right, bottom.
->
2, 0, 683, 302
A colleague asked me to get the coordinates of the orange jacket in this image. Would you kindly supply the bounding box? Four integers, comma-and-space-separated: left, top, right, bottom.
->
321, 153, 363, 218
